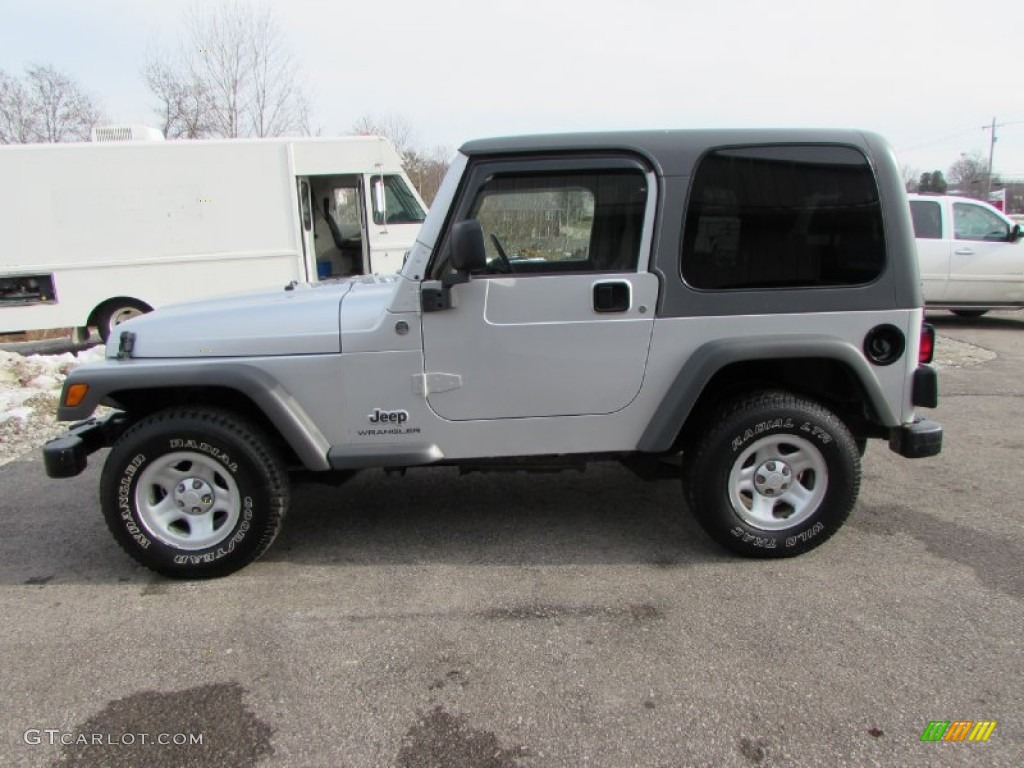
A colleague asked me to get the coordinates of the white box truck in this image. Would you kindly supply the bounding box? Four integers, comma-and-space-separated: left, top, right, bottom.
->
0, 131, 427, 340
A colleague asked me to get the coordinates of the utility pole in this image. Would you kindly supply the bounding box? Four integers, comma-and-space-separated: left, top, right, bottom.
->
985, 116, 997, 200
979, 118, 1024, 201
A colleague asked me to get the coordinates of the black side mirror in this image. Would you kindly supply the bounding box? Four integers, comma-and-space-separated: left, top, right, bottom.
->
1011, 223, 1023, 243
451, 219, 487, 272
421, 219, 487, 313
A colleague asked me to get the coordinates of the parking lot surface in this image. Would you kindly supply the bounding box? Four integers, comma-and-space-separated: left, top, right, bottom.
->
1, 311, 1021, 767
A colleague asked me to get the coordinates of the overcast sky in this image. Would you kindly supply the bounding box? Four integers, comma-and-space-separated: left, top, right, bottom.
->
3, 0, 1024, 181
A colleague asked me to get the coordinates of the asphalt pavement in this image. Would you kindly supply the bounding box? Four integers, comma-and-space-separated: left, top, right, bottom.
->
0, 311, 1021, 767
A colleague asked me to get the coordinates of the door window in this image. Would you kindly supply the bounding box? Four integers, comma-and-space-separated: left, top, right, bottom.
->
332, 186, 362, 240
953, 202, 1010, 241
467, 169, 647, 274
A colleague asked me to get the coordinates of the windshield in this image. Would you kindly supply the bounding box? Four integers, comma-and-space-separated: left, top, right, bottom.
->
370, 175, 426, 225
398, 153, 466, 280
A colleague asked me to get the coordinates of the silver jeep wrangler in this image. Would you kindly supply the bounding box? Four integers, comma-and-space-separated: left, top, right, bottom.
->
44, 130, 942, 578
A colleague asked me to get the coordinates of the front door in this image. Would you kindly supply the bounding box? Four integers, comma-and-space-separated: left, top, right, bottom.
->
421, 157, 656, 421
948, 200, 1024, 302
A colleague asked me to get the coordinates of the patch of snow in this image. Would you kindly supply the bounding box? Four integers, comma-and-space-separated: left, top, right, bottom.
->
0, 345, 106, 466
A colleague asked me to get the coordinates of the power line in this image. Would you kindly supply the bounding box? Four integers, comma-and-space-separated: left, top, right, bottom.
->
897, 125, 988, 153
898, 119, 1024, 155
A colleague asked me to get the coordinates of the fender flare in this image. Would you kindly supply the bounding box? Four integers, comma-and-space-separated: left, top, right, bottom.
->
59, 361, 331, 470
636, 335, 898, 453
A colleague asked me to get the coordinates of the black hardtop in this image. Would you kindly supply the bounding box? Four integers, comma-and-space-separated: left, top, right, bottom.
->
460, 129, 889, 177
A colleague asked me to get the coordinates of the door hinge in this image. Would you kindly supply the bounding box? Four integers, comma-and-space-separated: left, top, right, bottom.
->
413, 373, 462, 395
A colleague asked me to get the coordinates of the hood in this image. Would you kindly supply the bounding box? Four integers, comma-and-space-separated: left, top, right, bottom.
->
106, 280, 354, 358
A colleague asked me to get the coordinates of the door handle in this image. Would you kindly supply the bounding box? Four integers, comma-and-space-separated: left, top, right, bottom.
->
593, 281, 630, 313
954, 248, 975, 255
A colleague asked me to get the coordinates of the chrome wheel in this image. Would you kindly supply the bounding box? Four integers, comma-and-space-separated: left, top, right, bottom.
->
728, 434, 828, 531
134, 451, 241, 550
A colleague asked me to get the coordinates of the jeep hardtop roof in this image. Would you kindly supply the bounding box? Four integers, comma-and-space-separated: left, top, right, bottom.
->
459, 129, 889, 176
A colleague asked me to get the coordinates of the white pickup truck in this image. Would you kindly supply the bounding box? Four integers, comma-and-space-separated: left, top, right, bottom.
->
909, 193, 1024, 316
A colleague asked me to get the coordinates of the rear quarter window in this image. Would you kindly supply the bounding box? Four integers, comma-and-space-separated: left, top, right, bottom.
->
910, 200, 942, 239
681, 145, 885, 290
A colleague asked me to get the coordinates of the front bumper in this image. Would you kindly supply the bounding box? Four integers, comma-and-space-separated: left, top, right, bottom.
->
42, 412, 129, 478
888, 418, 943, 459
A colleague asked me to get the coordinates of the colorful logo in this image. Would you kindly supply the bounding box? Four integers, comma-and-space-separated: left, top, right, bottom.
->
920, 721, 997, 742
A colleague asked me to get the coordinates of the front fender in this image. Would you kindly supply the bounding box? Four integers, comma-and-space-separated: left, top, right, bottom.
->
57, 360, 331, 471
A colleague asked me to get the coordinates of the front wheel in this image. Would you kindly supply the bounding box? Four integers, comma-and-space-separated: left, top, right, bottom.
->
96, 300, 149, 342
100, 407, 289, 578
683, 391, 861, 557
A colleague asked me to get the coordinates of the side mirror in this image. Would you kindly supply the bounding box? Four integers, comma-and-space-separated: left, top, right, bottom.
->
1012, 223, 1023, 243
451, 220, 487, 272
421, 220, 486, 313
373, 177, 387, 224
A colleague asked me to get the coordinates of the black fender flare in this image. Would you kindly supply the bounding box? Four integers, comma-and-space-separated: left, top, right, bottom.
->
59, 361, 332, 470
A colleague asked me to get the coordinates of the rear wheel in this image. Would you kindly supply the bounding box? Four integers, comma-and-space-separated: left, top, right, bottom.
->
950, 309, 988, 318
100, 407, 289, 578
683, 391, 861, 557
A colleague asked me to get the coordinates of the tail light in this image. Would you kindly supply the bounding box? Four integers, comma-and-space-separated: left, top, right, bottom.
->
919, 324, 935, 364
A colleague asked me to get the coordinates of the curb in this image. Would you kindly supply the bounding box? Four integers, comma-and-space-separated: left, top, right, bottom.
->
0, 335, 102, 357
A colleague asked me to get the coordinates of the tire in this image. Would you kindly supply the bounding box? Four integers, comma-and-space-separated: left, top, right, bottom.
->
100, 407, 289, 578
683, 391, 861, 558
96, 301, 148, 343
950, 309, 988, 319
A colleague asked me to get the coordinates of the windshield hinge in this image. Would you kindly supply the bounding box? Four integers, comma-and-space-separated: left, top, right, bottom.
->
116, 331, 136, 360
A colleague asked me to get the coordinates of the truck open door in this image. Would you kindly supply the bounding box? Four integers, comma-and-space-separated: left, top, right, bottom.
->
298, 175, 370, 278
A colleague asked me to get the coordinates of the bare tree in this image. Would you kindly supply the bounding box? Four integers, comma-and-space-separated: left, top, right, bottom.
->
350, 114, 451, 203
247, 8, 309, 137
404, 144, 452, 205
0, 70, 34, 143
948, 152, 996, 199
351, 114, 416, 158
0, 65, 101, 144
901, 164, 919, 192
142, 58, 211, 139
145, 1, 310, 139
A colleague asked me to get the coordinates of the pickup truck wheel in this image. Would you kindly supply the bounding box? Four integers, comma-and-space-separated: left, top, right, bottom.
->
99, 407, 289, 578
683, 391, 861, 557
950, 309, 988, 318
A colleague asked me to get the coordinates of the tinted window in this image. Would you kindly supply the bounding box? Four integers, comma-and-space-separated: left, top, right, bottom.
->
467, 169, 647, 274
910, 200, 942, 239
682, 145, 885, 289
